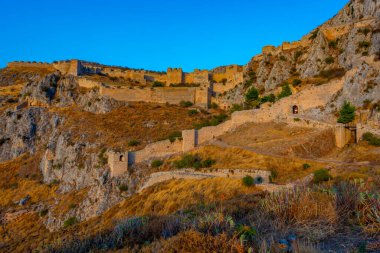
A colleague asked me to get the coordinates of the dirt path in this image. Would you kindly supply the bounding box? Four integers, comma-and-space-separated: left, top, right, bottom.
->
210, 139, 375, 168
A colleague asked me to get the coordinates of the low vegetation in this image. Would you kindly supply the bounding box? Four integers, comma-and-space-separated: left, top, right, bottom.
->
242, 175, 255, 187
173, 154, 216, 169
362, 132, 380, 147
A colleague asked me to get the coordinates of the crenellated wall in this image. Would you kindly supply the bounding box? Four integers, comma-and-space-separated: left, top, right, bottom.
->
167, 68, 183, 84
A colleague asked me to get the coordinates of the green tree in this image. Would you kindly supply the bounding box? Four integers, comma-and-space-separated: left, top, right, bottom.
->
337, 101, 355, 124
245, 87, 259, 102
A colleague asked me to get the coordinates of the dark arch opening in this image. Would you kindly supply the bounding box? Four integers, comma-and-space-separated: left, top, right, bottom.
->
292, 105, 299, 114
119, 155, 124, 162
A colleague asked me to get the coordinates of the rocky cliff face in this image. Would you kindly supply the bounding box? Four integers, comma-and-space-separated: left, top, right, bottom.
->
218, 0, 379, 112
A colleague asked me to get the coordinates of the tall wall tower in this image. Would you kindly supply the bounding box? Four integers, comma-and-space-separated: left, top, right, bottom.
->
167, 68, 183, 85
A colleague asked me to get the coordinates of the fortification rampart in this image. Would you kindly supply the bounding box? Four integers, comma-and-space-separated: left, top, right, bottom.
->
134, 139, 183, 164
100, 86, 209, 106
7, 61, 52, 69
77, 78, 102, 89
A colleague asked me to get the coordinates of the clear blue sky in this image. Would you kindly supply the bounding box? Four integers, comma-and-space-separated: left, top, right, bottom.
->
0, 0, 348, 72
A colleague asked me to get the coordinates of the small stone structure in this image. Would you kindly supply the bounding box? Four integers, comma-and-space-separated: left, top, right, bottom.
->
107, 151, 129, 177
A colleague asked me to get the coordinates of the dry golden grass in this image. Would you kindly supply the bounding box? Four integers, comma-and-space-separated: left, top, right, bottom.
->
0, 84, 23, 97
0, 154, 57, 208
51, 188, 89, 216
49, 102, 211, 150
77, 178, 261, 235
164, 145, 325, 183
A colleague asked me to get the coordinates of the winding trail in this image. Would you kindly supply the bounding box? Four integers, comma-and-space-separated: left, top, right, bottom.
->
209, 139, 375, 167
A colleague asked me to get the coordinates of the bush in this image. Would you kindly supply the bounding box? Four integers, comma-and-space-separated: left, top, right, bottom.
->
358, 41, 371, 49
151, 160, 164, 168
362, 132, 380, 147
180, 101, 193, 108
269, 169, 278, 183
303, 163, 311, 170
173, 154, 215, 169
294, 51, 303, 61
337, 101, 355, 124
328, 40, 338, 49
292, 79, 302, 86
194, 114, 228, 129
167, 131, 182, 142
188, 109, 199, 116
279, 55, 287, 61
63, 217, 78, 228
277, 83, 292, 99
152, 81, 164, 87
202, 158, 216, 168
313, 169, 332, 184
325, 57, 335, 64
309, 29, 319, 40
39, 209, 49, 217
98, 148, 108, 166
128, 140, 140, 147
318, 68, 346, 79
261, 94, 276, 103
230, 104, 243, 113
210, 102, 219, 109
245, 87, 259, 102
242, 176, 255, 187
118, 184, 129, 192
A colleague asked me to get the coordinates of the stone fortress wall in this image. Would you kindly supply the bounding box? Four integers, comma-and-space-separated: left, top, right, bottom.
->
107, 76, 379, 177
7, 60, 243, 108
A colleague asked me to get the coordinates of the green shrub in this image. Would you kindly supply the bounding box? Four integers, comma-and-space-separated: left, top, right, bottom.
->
303, 163, 311, 170
188, 109, 199, 116
167, 131, 182, 142
279, 55, 287, 61
173, 154, 201, 169
358, 28, 371, 36
325, 57, 335, 64
152, 81, 165, 87
328, 40, 338, 49
173, 154, 215, 169
128, 140, 140, 147
362, 132, 380, 147
118, 184, 129, 192
202, 158, 216, 168
313, 169, 332, 184
309, 29, 319, 40
277, 83, 292, 99
180, 101, 193, 108
151, 160, 164, 168
242, 176, 255, 187
230, 104, 243, 113
358, 41, 371, 49
98, 148, 108, 166
194, 114, 228, 129
261, 94, 276, 103
337, 101, 355, 124
245, 87, 259, 102
210, 102, 219, 109
269, 169, 278, 183
294, 51, 303, 61
63, 217, 78, 228
39, 209, 49, 217
292, 79, 302, 86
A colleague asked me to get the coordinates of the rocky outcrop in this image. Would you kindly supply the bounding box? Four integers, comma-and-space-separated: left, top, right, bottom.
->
0, 107, 54, 161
